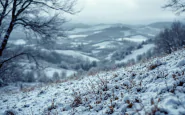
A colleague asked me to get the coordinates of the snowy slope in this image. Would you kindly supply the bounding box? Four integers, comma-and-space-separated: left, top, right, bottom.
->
116, 44, 155, 64
1, 48, 185, 115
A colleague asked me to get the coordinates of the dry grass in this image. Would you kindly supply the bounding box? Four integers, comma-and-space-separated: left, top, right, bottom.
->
148, 64, 159, 70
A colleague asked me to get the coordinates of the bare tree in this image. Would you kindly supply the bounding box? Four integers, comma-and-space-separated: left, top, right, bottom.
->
0, 0, 78, 56
155, 21, 185, 54
163, 0, 185, 15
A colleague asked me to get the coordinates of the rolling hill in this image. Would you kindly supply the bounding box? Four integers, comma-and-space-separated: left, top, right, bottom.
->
0, 47, 185, 115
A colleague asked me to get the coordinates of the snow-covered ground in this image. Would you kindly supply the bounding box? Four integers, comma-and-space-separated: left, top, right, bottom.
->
70, 42, 89, 47
106, 52, 115, 60
93, 31, 102, 34
122, 30, 132, 36
69, 35, 88, 39
117, 35, 148, 43
1, 48, 185, 115
116, 44, 155, 64
69, 25, 110, 34
10, 39, 26, 45
93, 41, 116, 49
55, 50, 100, 62
92, 50, 101, 54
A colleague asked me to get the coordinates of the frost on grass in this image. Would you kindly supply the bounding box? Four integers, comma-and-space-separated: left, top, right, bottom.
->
148, 59, 163, 70
0, 49, 185, 114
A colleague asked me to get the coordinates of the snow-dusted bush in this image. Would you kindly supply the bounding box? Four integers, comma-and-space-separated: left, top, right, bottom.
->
148, 60, 163, 70
24, 72, 36, 83
38, 73, 52, 83
53, 72, 60, 82
3, 110, 18, 115
60, 71, 67, 79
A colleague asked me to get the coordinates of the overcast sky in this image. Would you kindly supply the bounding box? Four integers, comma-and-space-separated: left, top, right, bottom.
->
69, 0, 182, 24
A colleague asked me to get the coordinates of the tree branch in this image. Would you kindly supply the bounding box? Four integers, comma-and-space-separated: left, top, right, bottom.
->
32, 0, 77, 14
0, 52, 40, 68
0, 52, 25, 68
15, 0, 32, 17
0, 0, 4, 8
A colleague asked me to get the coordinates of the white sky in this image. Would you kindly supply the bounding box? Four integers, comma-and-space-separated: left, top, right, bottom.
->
69, 0, 182, 24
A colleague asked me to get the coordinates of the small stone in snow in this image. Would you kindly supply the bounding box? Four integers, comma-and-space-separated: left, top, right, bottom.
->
23, 104, 30, 108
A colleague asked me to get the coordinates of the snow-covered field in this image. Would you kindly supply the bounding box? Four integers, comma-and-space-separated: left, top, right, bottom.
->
69, 25, 110, 34
1, 48, 185, 115
70, 41, 89, 47
122, 30, 132, 36
69, 35, 88, 39
93, 31, 102, 34
116, 44, 155, 64
55, 50, 100, 62
10, 39, 27, 45
117, 35, 148, 43
93, 41, 116, 49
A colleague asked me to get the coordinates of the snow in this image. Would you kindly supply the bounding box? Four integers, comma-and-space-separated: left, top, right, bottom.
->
116, 44, 155, 64
106, 52, 115, 60
93, 41, 116, 49
148, 34, 155, 37
94, 31, 102, 34
70, 42, 89, 47
118, 35, 148, 42
55, 50, 100, 62
70, 25, 110, 34
176, 59, 185, 67
69, 34, 88, 39
92, 50, 101, 54
44, 68, 76, 78
1, 48, 185, 115
123, 30, 132, 36
10, 39, 26, 45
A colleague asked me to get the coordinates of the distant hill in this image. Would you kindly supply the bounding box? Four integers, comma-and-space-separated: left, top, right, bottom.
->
63, 23, 92, 30
148, 22, 173, 29
85, 25, 132, 42
103, 25, 131, 32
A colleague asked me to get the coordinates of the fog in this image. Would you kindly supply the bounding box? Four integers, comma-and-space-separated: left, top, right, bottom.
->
69, 0, 181, 24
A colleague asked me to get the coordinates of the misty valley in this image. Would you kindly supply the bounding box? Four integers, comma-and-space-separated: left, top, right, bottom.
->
0, 0, 185, 115
6, 22, 168, 81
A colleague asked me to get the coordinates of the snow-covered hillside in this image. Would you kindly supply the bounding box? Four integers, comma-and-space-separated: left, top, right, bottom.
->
116, 44, 155, 64
7, 23, 163, 79
55, 50, 100, 62
1, 48, 185, 115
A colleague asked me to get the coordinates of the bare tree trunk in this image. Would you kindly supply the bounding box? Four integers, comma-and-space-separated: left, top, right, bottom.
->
0, 0, 9, 26
0, 21, 14, 56
0, 13, 4, 26
0, 0, 16, 56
